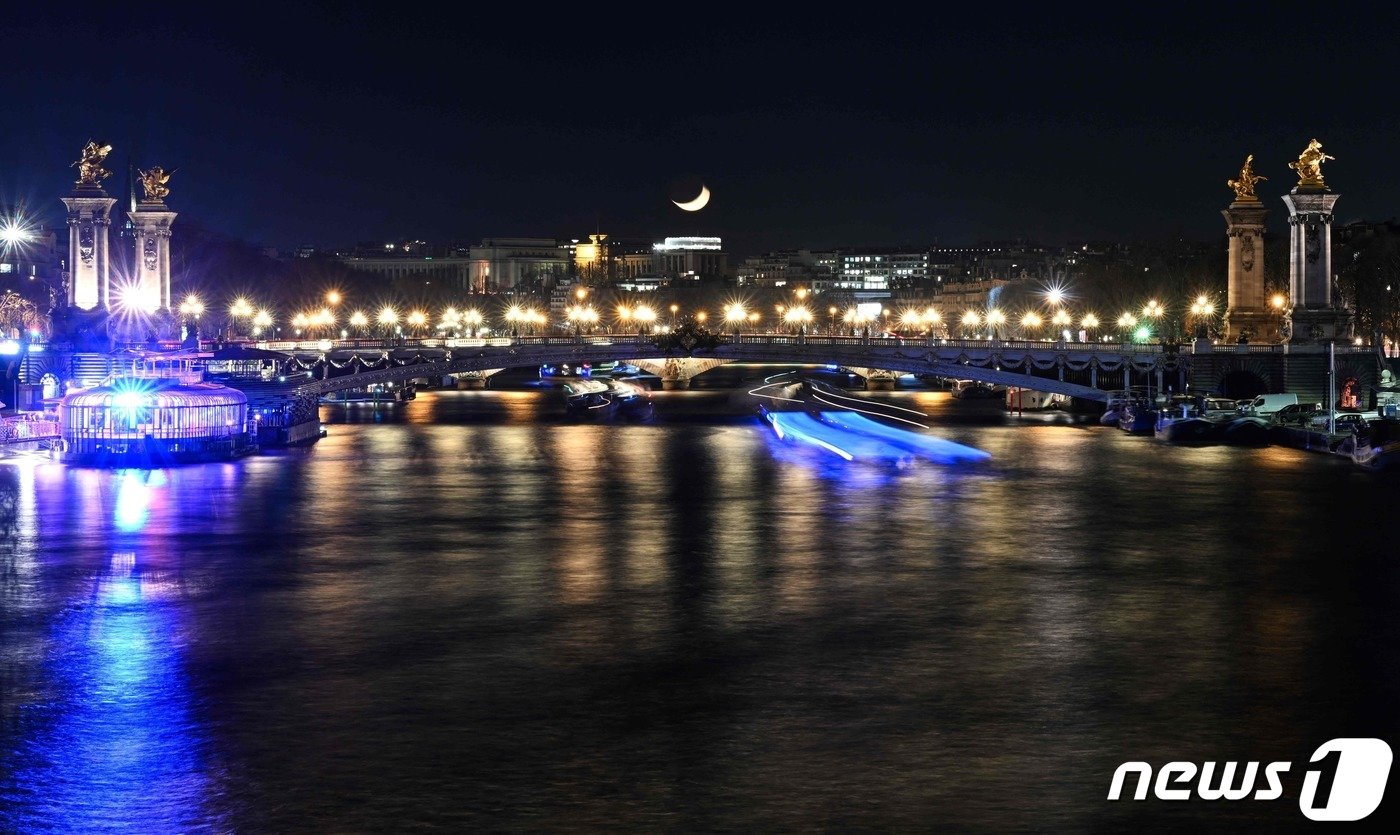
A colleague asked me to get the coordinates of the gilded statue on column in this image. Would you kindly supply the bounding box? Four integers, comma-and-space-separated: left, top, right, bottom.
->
1289, 138, 1334, 188
138, 166, 175, 202
1227, 153, 1266, 201
72, 140, 113, 187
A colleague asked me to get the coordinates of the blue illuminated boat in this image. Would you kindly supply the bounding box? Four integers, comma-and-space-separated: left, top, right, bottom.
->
754, 376, 990, 465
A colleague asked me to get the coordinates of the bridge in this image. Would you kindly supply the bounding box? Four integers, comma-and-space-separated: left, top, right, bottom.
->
249, 334, 1179, 402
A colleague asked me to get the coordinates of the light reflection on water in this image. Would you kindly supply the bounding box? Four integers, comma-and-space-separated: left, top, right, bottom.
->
2, 387, 1400, 830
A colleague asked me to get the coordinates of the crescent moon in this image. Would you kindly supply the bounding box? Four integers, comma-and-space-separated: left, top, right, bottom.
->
672, 184, 710, 212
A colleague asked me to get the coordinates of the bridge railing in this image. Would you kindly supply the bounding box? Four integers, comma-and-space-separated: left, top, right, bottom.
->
251, 333, 1164, 355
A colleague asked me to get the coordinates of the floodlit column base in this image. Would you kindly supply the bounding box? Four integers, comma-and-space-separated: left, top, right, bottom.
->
1286, 308, 1353, 344
1221, 309, 1281, 344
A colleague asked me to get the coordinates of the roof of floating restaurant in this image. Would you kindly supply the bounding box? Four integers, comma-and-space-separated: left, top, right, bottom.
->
59, 376, 248, 409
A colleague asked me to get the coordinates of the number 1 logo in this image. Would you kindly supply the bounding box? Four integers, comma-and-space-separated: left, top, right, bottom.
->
1299, 738, 1392, 822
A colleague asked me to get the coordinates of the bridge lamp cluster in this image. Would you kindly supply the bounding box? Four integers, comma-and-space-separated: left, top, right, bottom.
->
566, 304, 600, 330
377, 306, 399, 327
407, 311, 428, 328
633, 305, 657, 326
723, 303, 747, 325
229, 297, 254, 319
1116, 313, 1138, 329
1142, 299, 1165, 319
1189, 295, 1216, 317
1051, 309, 1073, 327
1081, 313, 1100, 329
348, 311, 369, 328
178, 294, 204, 319
783, 306, 813, 328
1021, 311, 1042, 329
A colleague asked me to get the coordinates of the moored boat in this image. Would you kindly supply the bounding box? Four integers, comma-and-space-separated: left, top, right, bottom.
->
1351, 417, 1400, 472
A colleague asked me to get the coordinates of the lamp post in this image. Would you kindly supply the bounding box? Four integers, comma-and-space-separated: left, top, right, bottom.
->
724, 303, 746, 337
463, 308, 483, 337
1020, 311, 1042, 340
1081, 312, 1100, 343
377, 305, 399, 340
179, 294, 204, 345
634, 304, 656, 335
252, 309, 272, 339
986, 308, 1006, 340
229, 297, 253, 339
961, 310, 981, 339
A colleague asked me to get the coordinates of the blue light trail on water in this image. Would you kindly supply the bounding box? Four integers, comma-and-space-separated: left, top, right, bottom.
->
762, 409, 990, 466
816, 411, 992, 464
2, 548, 219, 832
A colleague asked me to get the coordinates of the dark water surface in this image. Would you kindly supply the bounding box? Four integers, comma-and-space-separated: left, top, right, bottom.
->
3, 383, 1399, 831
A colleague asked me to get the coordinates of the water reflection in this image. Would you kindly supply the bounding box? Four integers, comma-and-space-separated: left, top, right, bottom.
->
2, 389, 1399, 829
2, 548, 219, 832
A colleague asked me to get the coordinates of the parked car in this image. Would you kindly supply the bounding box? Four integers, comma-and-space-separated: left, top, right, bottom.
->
1308, 410, 1378, 431
1270, 403, 1318, 426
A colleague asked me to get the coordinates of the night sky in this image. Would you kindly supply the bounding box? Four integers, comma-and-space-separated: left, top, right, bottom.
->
6, 7, 1399, 259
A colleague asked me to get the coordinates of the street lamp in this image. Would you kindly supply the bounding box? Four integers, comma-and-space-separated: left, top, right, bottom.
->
1021, 311, 1043, 338
961, 310, 981, 338
725, 303, 747, 334
326, 289, 342, 307
349, 310, 368, 335
783, 305, 813, 334
634, 304, 657, 333
986, 308, 1006, 339
923, 307, 942, 337
1188, 295, 1216, 338
1116, 312, 1137, 342
463, 308, 484, 336
252, 309, 272, 338
377, 305, 399, 338
178, 294, 204, 344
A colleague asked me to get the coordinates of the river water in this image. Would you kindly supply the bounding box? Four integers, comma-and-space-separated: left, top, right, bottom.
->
3, 373, 1398, 831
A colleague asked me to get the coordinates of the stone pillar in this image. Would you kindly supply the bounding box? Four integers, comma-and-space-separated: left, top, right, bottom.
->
1282, 187, 1347, 342
128, 200, 178, 312
60, 187, 117, 310
1221, 198, 1270, 342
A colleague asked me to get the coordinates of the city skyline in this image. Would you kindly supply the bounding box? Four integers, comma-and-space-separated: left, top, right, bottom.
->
5, 9, 1400, 260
